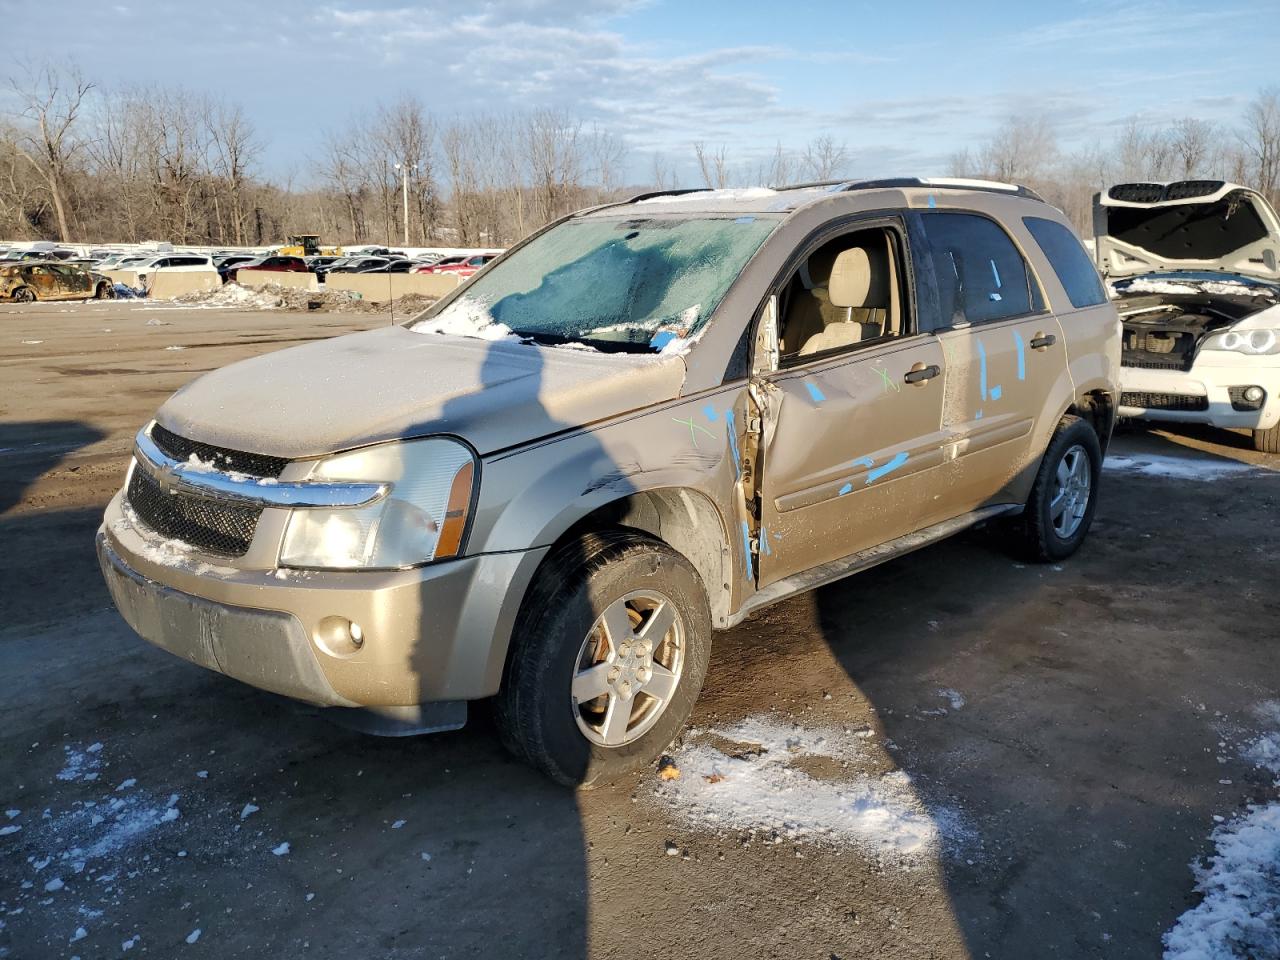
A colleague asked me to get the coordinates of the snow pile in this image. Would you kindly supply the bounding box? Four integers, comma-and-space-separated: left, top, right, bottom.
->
1163, 704, 1280, 959
1104, 453, 1275, 482
655, 717, 943, 857
169, 282, 284, 310
411, 295, 515, 341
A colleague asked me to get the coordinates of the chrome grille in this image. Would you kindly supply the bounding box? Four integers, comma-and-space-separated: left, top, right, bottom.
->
126, 465, 261, 557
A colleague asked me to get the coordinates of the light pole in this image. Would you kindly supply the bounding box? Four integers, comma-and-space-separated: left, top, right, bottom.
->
393, 161, 416, 247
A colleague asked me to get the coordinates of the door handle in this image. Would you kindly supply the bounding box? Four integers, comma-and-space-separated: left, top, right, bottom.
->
1030, 333, 1056, 350
903, 363, 941, 385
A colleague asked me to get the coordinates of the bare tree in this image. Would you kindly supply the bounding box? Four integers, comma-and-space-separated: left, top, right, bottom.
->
802, 135, 849, 181
693, 141, 729, 188
977, 114, 1059, 183
650, 153, 673, 191
205, 100, 259, 245
1169, 117, 1216, 178
8, 63, 93, 241
1242, 88, 1280, 206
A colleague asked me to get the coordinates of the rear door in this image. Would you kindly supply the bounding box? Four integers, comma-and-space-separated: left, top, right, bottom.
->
754, 217, 949, 587
911, 211, 1071, 523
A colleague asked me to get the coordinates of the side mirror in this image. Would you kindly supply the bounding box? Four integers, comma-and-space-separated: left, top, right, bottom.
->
754, 295, 781, 375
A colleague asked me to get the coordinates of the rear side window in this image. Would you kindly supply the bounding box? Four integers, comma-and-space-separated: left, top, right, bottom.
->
1023, 216, 1107, 308
920, 212, 1042, 325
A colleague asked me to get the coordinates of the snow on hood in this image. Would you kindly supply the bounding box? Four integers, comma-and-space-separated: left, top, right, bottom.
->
156, 325, 687, 458
1096, 182, 1280, 281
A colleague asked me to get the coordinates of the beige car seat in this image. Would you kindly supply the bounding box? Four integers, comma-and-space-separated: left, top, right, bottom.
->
797, 234, 899, 356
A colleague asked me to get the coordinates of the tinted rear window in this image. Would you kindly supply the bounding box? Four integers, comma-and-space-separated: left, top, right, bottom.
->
1024, 216, 1107, 308
920, 212, 1042, 325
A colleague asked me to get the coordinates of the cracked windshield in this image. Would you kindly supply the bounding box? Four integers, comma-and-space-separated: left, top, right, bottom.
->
413, 215, 778, 351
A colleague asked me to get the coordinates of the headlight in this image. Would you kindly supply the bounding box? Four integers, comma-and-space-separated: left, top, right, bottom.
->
280, 438, 476, 570
1202, 328, 1280, 356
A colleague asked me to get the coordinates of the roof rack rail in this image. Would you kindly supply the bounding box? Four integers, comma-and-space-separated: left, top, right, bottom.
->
834, 177, 1044, 201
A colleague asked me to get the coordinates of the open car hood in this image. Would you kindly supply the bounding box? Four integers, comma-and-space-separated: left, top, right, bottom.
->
1094, 181, 1280, 281
156, 325, 686, 459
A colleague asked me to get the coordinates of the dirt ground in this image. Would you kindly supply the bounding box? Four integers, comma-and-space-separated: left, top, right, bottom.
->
2, 299, 1278, 960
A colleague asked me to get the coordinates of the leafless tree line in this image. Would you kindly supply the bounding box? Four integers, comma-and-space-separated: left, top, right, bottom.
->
4, 61, 1280, 247
949, 91, 1280, 233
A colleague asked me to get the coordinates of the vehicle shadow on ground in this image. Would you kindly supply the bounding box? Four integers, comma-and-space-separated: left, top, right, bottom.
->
796, 457, 1280, 957
0, 420, 105, 514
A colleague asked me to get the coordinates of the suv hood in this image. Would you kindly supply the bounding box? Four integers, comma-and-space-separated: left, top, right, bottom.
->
156, 325, 686, 458
1094, 181, 1280, 281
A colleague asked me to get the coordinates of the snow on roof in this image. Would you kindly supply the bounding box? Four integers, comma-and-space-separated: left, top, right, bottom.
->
616, 184, 845, 215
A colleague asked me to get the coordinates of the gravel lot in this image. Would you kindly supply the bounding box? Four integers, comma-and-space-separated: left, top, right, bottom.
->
2, 299, 1278, 959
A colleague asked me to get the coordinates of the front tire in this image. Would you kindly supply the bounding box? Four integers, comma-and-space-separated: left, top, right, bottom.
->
1014, 415, 1102, 563
495, 530, 712, 787
95, 281, 114, 300
1253, 424, 1280, 454
12, 286, 35, 303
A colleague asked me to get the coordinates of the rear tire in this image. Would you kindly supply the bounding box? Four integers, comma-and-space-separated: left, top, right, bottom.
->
94, 281, 114, 300
1013, 415, 1102, 563
12, 286, 35, 303
495, 530, 712, 788
1253, 424, 1280, 454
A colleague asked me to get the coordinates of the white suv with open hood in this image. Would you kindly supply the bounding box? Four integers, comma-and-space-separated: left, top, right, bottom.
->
1096, 180, 1280, 451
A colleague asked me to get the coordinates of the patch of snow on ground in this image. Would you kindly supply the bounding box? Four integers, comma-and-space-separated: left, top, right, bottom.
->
1104, 453, 1274, 481
1163, 804, 1280, 960
655, 717, 945, 857
57, 744, 103, 782
1163, 703, 1280, 959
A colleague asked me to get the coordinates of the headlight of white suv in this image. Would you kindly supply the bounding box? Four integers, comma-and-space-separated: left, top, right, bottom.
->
1202, 328, 1280, 356
280, 438, 476, 570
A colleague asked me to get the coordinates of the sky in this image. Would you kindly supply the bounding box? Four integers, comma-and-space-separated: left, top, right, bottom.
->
1, 0, 1276, 186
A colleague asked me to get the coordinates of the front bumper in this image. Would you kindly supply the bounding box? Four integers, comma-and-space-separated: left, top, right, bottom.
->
1117, 361, 1280, 430
99, 492, 548, 708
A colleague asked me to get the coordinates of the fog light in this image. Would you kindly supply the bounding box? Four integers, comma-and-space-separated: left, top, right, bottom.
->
315, 616, 365, 657
1244, 385, 1265, 403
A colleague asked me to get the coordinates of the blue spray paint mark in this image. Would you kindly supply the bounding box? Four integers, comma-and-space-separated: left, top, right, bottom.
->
976, 409, 984, 420
851, 455, 876, 470
703, 403, 719, 421
927, 194, 937, 208
838, 483, 853, 496
734, 216, 756, 224
805, 381, 826, 404
990, 258, 1002, 288
977, 340, 989, 401
758, 525, 773, 556
1014, 330, 1026, 380
990, 384, 1003, 400
740, 520, 755, 581
725, 408, 742, 481
866, 451, 909, 483
649, 330, 678, 350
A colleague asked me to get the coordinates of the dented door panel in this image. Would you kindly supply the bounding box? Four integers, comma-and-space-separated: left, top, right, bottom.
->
755, 336, 948, 587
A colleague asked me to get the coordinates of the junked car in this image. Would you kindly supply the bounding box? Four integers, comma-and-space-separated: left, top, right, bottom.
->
98, 179, 1119, 785
1095, 180, 1280, 451
2, 260, 114, 302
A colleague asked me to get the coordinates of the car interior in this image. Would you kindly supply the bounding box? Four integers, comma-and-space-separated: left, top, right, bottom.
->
777, 226, 904, 360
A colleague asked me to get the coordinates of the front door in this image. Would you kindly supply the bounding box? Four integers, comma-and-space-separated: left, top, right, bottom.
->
754, 220, 948, 588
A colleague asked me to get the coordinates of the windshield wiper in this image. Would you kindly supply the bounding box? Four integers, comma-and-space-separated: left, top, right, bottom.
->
508, 330, 652, 354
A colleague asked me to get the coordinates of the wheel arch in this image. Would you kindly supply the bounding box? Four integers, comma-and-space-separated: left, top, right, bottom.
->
540, 486, 735, 627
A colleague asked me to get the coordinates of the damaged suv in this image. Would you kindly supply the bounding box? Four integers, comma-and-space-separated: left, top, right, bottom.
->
98, 179, 1118, 785
1096, 180, 1280, 451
